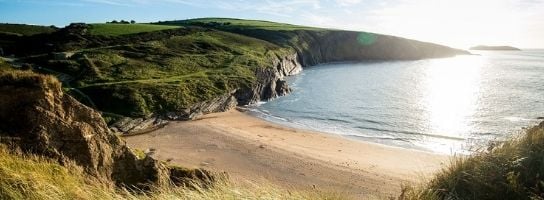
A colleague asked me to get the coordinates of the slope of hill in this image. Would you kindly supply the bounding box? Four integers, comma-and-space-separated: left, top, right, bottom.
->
0, 18, 468, 133
0, 23, 56, 36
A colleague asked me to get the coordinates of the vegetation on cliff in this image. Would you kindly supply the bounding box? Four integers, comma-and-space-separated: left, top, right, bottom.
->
0, 18, 466, 126
401, 122, 544, 200
0, 69, 345, 199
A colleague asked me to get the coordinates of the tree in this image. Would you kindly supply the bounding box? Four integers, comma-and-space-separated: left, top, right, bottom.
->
130, 20, 136, 24
111, 20, 118, 24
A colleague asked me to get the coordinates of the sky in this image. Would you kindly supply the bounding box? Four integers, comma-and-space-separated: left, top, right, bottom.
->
1, 0, 543, 49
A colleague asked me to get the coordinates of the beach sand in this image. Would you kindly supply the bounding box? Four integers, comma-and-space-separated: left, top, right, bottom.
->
124, 109, 449, 199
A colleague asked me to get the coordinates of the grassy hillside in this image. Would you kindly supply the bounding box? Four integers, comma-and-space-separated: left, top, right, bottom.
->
158, 18, 320, 31
0, 145, 345, 200
10, 18, 464, 121
401, 123, 544, 200
26, 26, 292, 117
0, 23, 56, 36
89, 23, 181, 36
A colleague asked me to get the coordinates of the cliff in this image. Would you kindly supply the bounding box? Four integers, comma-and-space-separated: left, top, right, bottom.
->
0, 70, 210, 187
211, 28, 468, 66
0, 19, 468, 133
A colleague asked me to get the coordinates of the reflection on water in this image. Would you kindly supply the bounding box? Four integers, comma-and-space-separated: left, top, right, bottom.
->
418, 56, 483, 153
251, 50, 544, 154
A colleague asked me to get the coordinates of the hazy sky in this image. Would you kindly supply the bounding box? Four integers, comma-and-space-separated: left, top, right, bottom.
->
1, 0, 543, 48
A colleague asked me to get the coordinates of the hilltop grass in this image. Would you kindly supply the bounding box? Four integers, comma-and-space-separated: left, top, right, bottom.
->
159, 18, 322, 31
89, 23, 181, 36
0, 146, 347, 200
400, 123, 544, 200
0, 23, 56, 36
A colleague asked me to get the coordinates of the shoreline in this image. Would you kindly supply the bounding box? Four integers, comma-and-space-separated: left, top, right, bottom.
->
124, 109, 449, 198
241, 106, 444, 154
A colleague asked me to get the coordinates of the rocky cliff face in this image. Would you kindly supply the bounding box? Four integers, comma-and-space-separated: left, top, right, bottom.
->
0, 71, 205, 187
160, 53, 302, 119
235, 53, 302, 105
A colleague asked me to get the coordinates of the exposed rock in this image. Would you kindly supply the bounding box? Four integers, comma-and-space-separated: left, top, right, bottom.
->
0, 71, 208, 187
235, 53, 302, 105
110, 116, 168, 135
275, 79, 291, 96
166, 90, 238, 120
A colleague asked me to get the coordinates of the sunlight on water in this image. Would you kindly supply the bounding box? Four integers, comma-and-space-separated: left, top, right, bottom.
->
413, 56, 485, 153
253, 50, 544, 154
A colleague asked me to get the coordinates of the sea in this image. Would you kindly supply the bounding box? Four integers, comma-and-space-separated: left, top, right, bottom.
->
247, 50, 544, 154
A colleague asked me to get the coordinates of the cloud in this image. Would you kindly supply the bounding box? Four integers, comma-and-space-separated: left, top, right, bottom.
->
213, 0, 321, 17
335, 0, 361, 6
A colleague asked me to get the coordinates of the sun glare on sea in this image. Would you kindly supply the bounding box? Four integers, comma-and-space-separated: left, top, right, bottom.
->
419, 56, 485, 153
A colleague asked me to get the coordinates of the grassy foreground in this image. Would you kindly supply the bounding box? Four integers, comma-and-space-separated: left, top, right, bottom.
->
401, 123, 544, 200
0, 145, 346, 200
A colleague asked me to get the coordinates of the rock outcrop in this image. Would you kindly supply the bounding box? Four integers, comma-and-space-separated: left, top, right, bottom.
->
0, 71, 207, 187
166, 90, 238, 120
235, 53, 302, 105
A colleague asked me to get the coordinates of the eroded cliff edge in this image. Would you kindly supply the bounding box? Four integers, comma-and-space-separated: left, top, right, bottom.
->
0, 70, 209, 187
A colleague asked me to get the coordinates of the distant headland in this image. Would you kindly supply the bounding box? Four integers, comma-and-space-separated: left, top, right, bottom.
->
470, 45, 521, 51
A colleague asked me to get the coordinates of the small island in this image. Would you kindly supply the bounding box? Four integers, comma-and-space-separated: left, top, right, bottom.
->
470, 45, 521, 51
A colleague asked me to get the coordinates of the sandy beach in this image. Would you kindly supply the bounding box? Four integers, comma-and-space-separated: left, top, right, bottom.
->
124, 109, 449, 199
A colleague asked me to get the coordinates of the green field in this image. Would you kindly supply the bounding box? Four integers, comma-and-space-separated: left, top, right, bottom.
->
89, 23, 181, 36
159, 18, 322, 31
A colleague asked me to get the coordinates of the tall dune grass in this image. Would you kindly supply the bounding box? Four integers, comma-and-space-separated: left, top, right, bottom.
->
400, 123, 544, 200
0, 145, 347, 200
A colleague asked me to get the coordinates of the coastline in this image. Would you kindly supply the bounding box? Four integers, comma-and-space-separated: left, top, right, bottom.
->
124, 109, 449, 198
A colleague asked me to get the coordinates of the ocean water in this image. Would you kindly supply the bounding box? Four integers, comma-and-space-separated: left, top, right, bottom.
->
248, 50, 544, 154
